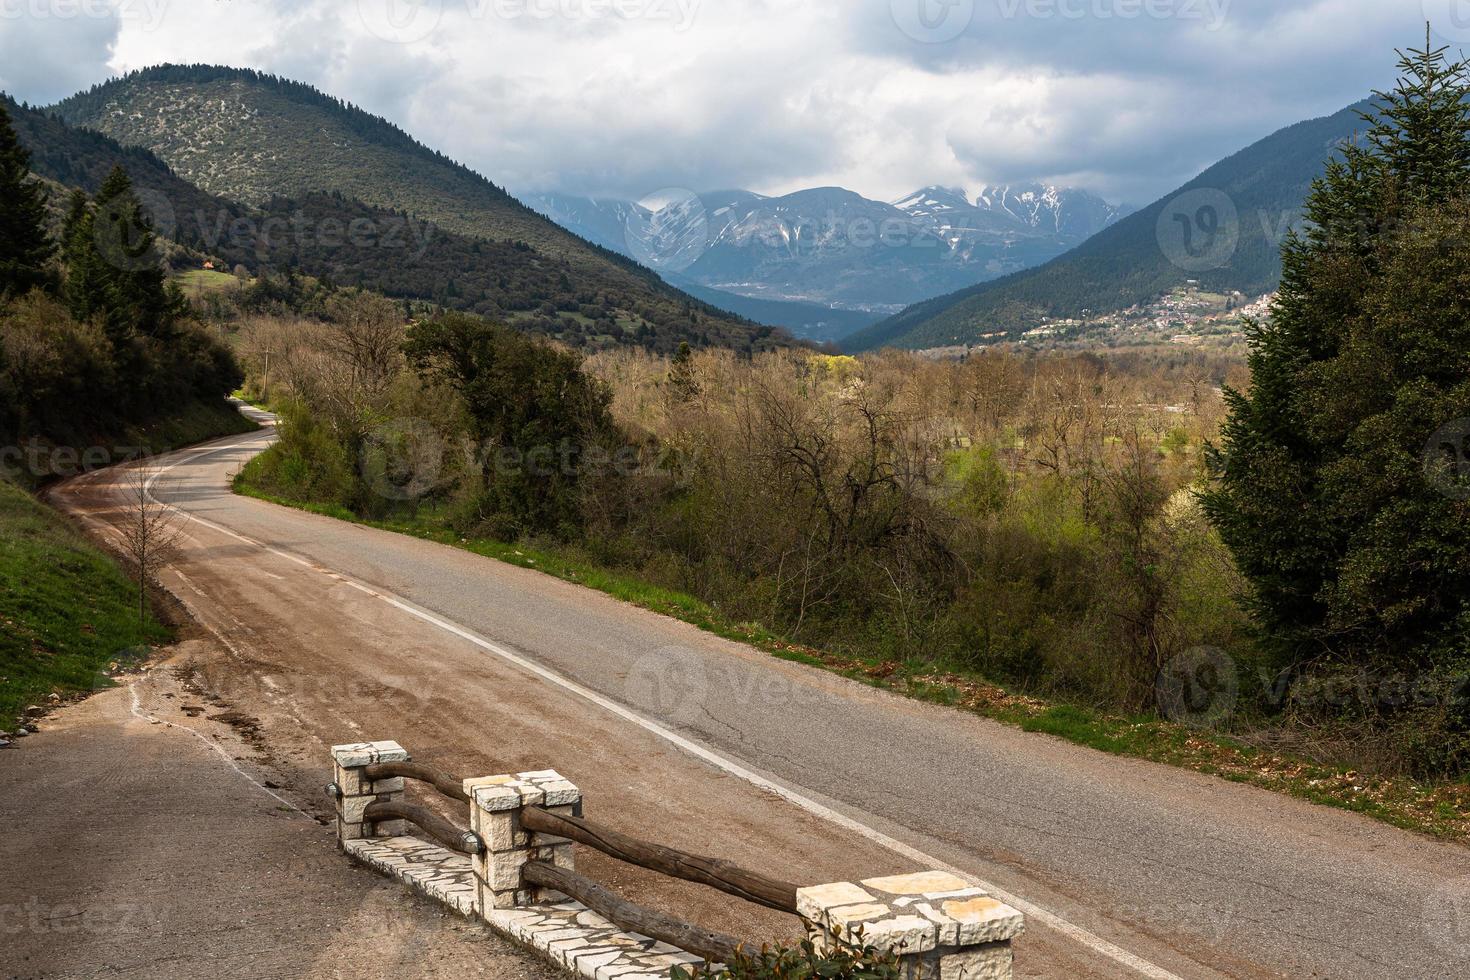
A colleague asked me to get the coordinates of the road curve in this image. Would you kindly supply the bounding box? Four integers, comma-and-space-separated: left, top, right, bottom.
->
54, 418, 1469, 980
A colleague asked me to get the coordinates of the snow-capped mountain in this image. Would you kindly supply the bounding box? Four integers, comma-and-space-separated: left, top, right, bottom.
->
520, 193, 649, 256
523, 182, 1127, 314
972, 184, 1129, 239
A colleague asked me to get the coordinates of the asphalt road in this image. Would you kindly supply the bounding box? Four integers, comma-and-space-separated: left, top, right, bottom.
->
0, 640, 559, 980
52, 418, 1470, 980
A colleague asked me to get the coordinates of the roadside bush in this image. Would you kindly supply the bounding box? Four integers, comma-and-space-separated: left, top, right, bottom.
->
404, 312, 622, 539
237, 399, 358, 510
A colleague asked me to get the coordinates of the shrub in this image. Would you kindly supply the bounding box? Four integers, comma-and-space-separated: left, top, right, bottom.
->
671, 937, 900, 980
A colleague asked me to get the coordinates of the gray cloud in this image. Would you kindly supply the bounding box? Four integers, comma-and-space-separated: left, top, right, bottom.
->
0, 2, 120, 104
0, 0, 1436, 206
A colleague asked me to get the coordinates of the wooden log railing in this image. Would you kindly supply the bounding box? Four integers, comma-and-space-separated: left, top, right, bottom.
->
364, 761, 471, 803
363, 800, 483, 856
335, 743, 1023, 980
524, 861, 743, 965
521, 805, 799, 915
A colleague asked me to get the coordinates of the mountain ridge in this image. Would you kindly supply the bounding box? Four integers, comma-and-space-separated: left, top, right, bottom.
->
47, 64, 794, 352
525, 180, 1125, 316
847, 99, 1374, 351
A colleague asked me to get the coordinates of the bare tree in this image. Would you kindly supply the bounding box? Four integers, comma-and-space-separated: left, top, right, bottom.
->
117, 461, 187, 624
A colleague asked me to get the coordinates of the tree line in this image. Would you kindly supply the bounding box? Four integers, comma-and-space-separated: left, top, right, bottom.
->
0, 102, 241, 463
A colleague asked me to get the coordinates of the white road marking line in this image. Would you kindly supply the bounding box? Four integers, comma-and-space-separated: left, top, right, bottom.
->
128, 681, 310, 820
130, 431, 1184, 980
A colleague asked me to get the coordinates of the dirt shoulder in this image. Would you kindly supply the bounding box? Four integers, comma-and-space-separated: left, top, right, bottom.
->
0, 638, 560, 980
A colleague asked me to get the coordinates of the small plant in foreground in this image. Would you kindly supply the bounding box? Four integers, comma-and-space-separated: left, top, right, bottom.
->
671, 936, 901, 980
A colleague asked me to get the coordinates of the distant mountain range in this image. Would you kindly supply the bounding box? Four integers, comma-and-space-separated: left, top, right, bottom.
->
523, 183, 1130, 317
847, 100, 1374, 352
33, 63, 1377, 356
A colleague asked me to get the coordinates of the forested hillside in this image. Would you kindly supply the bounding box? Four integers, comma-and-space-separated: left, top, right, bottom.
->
7, 95, 792, 354
850, 101, 1372, 351
49, 66, 784, 352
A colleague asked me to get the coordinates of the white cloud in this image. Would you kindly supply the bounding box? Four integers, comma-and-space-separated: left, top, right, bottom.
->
0, 0, 1433, 204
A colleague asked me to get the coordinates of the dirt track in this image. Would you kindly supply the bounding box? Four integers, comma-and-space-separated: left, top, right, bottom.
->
17, 419, 1470, 979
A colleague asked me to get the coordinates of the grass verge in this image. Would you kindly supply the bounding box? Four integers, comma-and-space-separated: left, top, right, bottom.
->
234, 471, 1469, 844
0, 399, 260, 730
0, 478, 167, 729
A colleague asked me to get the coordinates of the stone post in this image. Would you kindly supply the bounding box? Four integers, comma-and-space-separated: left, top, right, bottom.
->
463, 769, 582, 913
796, 871, 1025, 980
330, 740, 409, 842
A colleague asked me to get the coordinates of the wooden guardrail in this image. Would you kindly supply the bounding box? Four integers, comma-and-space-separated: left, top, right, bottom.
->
523, 862, 743, 964
330, 741, 1024, 980
519, 805, 799, 914
364, 761, 471, 803
361, 800, 482, 855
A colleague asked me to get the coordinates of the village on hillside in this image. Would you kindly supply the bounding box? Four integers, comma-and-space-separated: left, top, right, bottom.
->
920, 284, 1274, 359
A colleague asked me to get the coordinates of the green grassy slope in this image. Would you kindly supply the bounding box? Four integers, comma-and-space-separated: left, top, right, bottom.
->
0, 399, 258, 728
848, 100, 1372, 351
0, 479, 165, 728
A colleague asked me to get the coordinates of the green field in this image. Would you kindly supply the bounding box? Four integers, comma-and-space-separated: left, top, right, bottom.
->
173, 268, 245, 293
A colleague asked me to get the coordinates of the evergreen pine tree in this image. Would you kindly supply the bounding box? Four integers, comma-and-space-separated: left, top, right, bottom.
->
0, 101, 55, 297
1203, 34, 1470, 690
91, 165, 176, 343
667, 341, 700, 402
62, 189, 109, 324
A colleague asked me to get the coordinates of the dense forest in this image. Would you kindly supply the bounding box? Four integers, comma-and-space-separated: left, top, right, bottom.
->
0, 104, 245, 478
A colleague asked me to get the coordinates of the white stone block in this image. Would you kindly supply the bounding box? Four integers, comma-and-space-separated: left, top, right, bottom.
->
473, 808, 525, 851
331, 741, 409, 768
469, 781, 532, 812
335, 764, 369, 797
340, 794, 377, 824
914, 903, 959, 947
368, 776, 405, 794
797, 881, 877, 922
863, 872, 970, 897
939, 944, 1012, 980
940, 897, 1025, 945
855, 913, 939, 954
540, 779, 581, 807
489, 848, 532, 890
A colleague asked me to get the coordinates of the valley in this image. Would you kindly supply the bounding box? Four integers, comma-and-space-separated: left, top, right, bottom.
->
4, 12, 1470, 980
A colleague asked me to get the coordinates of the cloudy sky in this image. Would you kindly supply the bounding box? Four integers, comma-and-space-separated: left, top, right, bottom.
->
0, 0, 1445, 206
